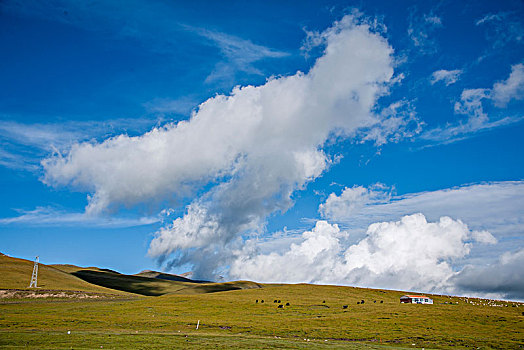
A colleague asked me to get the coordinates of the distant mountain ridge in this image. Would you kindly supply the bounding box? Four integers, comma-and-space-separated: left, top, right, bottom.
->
134, 270, 211, 283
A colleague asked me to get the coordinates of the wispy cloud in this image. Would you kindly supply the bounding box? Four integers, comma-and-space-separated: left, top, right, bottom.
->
476, 12, 524, 49
357, 99, 422, 146
0, 120, 85, 171
421, 63, 524, 144
1, 1, 290, 87
0, 148, 39, 171
407, 10, 443, 55
317, 181, 524, 261
143, 96, 199, 115
0, 206, 160, 228
0, 120, 87, 150
0, 118, 159, 171
430, 69, 462, 86
1, 0, 182, 53
183, 26, 290, 84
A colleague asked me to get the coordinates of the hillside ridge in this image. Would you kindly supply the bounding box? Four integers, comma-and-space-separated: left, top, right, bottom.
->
1, 253, 261, 296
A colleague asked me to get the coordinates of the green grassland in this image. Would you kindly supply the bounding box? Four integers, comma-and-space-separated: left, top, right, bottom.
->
1, 254, 523, 349
0, 254, 130, 295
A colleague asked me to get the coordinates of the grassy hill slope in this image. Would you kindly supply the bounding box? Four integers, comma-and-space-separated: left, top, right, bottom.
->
0, 255, 129, 295
68, 269, 262, 296
2, 258, 262, 296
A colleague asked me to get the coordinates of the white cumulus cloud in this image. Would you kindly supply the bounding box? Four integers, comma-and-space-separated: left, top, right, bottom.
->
232, 181, 524, 299
42, 15, 414, 278
231, 213, 494, 294
315, 181, 523, 299
319, 184, 392, 221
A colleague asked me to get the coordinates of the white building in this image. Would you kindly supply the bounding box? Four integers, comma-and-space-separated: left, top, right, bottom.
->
400, 295, 433, 304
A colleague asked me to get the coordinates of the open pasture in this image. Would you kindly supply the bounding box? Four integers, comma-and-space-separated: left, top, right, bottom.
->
1, 255, 523, 349
1, 283, 523, 349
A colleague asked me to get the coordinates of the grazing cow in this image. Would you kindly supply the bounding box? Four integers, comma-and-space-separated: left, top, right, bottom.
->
357, 301, 360, 304
361, 300, 365, 304
380, 301, 383, 304
342, 305, 348, 309
256, 300, 258, 303
278, 300, 281, 303
274, 300, 277, 303
286, 302, 290, 306
322, 300, 326, 303
374, 300, 376, 303
278, 304, 283, 308
261, 300, 264, 303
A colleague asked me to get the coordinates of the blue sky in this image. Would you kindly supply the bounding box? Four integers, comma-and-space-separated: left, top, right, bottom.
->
1, 0, 523, 300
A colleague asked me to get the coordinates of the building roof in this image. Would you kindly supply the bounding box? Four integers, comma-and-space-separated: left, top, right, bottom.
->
401, 295, 431, 298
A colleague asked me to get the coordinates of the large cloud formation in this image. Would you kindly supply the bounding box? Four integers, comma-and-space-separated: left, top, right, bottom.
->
318, 181, 523, 250
43, 15, 412, 277
312, 181, 523, 299
229, 182, 523, 299
230, 213, 495, 294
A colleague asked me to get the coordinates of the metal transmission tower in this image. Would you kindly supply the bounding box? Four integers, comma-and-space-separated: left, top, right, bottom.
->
29, 256, 39, 288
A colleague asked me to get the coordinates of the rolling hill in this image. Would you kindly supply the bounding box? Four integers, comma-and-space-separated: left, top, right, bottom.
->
0, 254, 261, 297
0, 254, 130, 295
65, 268, 261, 296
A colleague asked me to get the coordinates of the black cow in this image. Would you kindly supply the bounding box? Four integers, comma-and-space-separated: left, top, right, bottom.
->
277, 304, 283, 308
286, 302, 290, 306
342, 305, 348, 309
274, 300, 277, 303
261, 300, 264, 303
380, 300, 383, 304
361, 300, 365, 304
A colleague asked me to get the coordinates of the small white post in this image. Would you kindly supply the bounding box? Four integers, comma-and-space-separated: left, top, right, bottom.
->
196, 320, 200, 330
